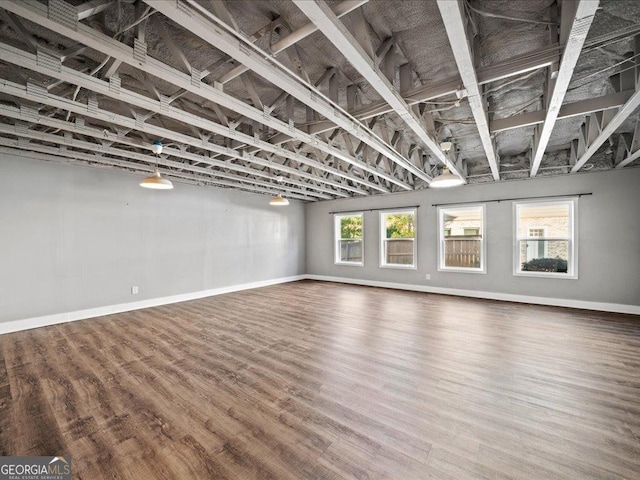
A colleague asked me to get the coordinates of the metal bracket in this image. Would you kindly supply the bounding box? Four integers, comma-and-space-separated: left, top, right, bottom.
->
36, 49, 62, 73
19, 104, 39, 121
48, 0, 77, 32
109, 74, 121, 94
133, 38, 147, 65
191, 68, 201, 87
87, 97, 99, 115
160, 95, 170, 112
26, 80, 47, 99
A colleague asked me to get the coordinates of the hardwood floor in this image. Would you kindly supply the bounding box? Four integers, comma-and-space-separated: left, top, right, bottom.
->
1, 280, 639, 479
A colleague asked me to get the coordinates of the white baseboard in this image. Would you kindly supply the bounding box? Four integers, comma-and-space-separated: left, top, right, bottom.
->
304, 274, 640, 315
3, 273, 637, 335
0, 275, 306, 335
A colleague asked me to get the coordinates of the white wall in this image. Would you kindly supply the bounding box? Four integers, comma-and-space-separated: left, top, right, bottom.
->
306, 167, 640, 310
2, 153, 638, 327
0, 154, 305, 324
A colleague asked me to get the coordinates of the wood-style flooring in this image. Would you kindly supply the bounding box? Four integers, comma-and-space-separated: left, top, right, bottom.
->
0, 280, 639, 479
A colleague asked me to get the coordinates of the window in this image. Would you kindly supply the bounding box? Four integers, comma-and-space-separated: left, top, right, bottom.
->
514, 199, 577, 278
380, 209, 416, 268
438, 204, 486, 273
334, 213, 363, 265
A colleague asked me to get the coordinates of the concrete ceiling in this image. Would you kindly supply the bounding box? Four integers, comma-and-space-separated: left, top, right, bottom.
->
0, 0, 639, 201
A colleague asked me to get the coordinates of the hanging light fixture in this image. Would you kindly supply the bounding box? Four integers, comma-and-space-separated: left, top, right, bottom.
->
269, 174, 289, 205
430, 140, 464, 188
269, 193, 289, 206
430, 166, 464, 188
140, 141, 173, 190
140, 168, 174, 189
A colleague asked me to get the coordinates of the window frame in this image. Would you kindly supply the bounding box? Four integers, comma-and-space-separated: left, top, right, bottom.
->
437, 203, 487, 274
334, 212, 364, 267
379, 208, 417, 270
513, 198, 578, 279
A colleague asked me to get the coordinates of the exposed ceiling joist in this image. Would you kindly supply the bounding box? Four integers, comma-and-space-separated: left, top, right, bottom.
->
293, 0, 461, 181
0, 41, 381, 194
147, 0, 423, 188
0, 78, 368, 197
571, 37, 640, 173
306, 44, 561, 135
0, 142, 317, 200
158, 25, 191, 74
0, 0, 635, 198
437, 0, 500, 181
530, 0, 599, 177
0, 106, 349, 198
615, 121, 640, 168
0, 124, 333, 199
218, 0, 369, 85
490, 90, 633, 132
570, 90, 640, 172
2, 0, 397, 192
76, 0, 117, 21
0, 10, 38, 53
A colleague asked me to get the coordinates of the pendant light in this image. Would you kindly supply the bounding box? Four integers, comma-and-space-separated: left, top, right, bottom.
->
430, 166, 464, 188
140, 141, 173, 190
269, 193, 289, 206
269, 174, 289, 205
140, 169, 174, 189
430, 140, 464, 188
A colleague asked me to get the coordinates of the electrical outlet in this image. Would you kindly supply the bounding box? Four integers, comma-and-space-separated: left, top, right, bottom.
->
131, 286, 139, 295
425, 274, 431, 280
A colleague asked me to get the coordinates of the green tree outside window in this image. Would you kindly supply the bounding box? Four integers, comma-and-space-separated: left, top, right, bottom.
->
385, 213, 415, 238
340, 216, 362, 239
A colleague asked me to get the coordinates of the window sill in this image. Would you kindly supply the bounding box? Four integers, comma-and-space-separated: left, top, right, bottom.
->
335, 261, 364, 267
438, 267, 486, 274
379, 264, 417, 270
513, 271, 578, 280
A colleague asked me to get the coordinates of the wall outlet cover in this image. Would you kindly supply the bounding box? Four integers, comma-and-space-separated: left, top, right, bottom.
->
131, 286, 139, 295
425, 274, 431, 280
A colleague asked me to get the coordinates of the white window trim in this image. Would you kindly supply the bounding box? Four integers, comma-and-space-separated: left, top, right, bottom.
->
437, 204, 487, 274
513, 198, 578, 279
379, 209, 417, 270
334, 213, 364, 267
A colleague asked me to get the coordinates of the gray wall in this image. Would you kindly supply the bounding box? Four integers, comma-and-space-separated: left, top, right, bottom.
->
306, 167, 640, 307
0, 154, 305, 323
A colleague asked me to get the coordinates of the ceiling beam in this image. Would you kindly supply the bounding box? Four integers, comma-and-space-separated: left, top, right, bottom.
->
570, 90, 640, 172
529, 0, 599, 177
306, 44, 561, 135
615, 121, 640, 168
292, 0, 453, 181
490, 90, 633, 133
218, 0, 368, 84
0, 10, 38, 53
0, 41, 378, 194
146, 0, 421, 188
0, 142, 315, 200
0, 77, 369, 197
158, 25, 192, 74
76, 0, 117, 20
571, 37, 640, 172
0, 105, 348, 198
436, 0, 499, 181
0, 124, 332, 199
2, 0, 395, 191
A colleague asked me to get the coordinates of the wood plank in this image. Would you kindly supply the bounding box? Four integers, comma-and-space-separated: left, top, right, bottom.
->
0, 280, 639, 479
